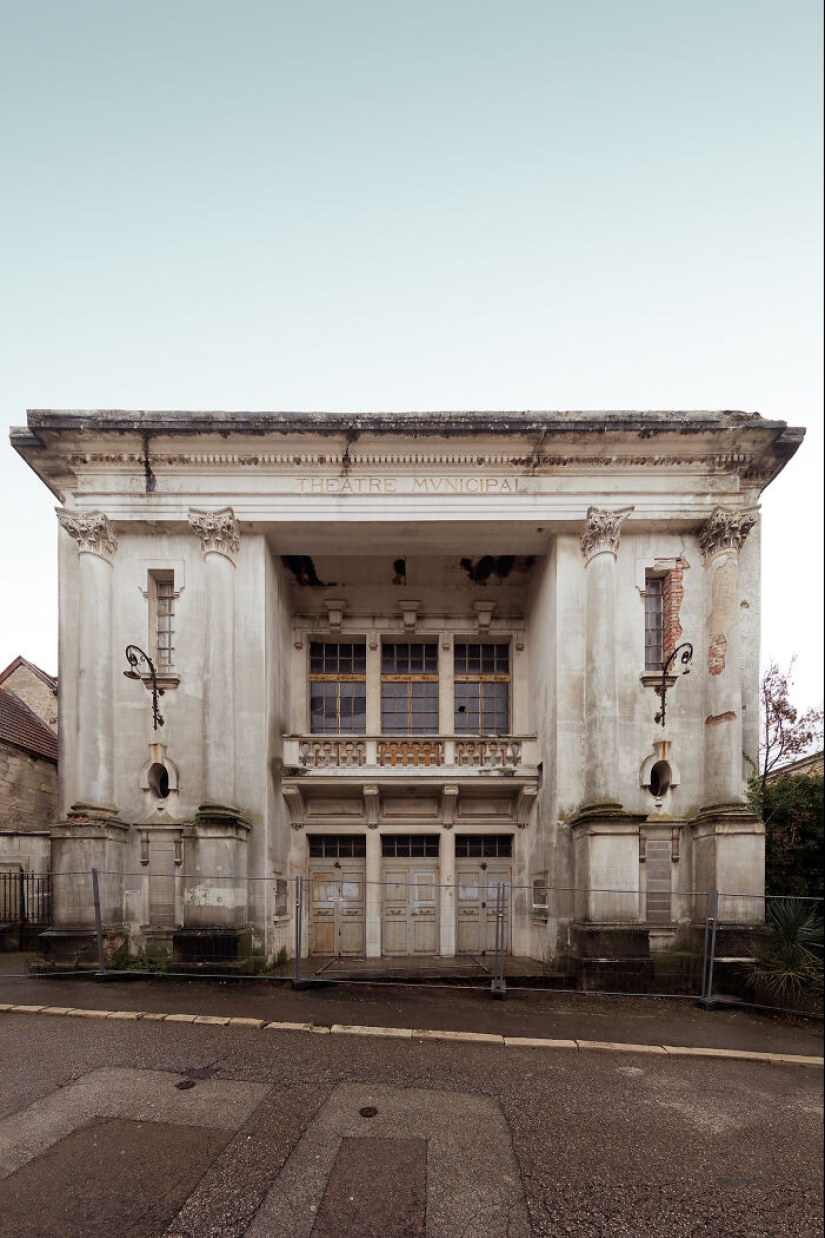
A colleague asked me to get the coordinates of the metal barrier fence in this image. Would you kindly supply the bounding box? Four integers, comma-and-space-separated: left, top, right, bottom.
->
0, 870, 821, 1017
0, 869, 52, 950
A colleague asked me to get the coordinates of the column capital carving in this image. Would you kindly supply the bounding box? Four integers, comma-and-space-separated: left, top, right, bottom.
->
188, 507, 240, 562
698, 507, 757, 561
580, 506, 633, 563
57, 510, 118, 561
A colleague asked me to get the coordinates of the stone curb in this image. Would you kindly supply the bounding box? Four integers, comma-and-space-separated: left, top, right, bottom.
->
1, 1005, 821, 1067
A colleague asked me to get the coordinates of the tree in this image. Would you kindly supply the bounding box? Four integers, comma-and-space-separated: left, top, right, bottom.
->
761, 774, 824, 898
748, 659, 824, 899
756, 659, 823, 800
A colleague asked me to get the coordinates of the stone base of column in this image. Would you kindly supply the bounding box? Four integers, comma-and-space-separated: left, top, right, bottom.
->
691, 805, 765, 923
570, 809, 642, 923
45, 804, 129, 956
183, 804, 252, 929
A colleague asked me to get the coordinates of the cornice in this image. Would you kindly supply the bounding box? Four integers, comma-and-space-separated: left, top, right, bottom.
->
59, 449, 787, 475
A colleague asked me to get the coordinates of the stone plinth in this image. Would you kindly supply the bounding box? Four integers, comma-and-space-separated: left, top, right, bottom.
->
49, 803, 129, 928
571, 809, 642, 923
691, 806, 765, 923
181, 804, 251, 928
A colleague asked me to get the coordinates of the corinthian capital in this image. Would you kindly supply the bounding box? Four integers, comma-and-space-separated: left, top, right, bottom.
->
57, 510, 118, 561
188, 507, 240, 562
698, 507, 757, 561
580, 506, 634, 562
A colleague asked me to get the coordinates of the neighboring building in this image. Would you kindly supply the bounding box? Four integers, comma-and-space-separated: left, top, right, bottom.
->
764, 751, 824, 783
0, 659, 58, 874
0, 657, 58, 735
10, 409, 803, 963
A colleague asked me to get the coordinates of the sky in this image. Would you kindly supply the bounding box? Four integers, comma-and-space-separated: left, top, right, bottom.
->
1, 1, 822, 713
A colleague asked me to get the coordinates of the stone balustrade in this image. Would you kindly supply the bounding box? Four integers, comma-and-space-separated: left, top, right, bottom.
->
378, 739, 443, 767
454, 739, 522, 767
285, 736, 533, 771
297, 739, 367, 768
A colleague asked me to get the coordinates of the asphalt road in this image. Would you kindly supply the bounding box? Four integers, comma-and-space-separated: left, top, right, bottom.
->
0, 1009, 821, 1237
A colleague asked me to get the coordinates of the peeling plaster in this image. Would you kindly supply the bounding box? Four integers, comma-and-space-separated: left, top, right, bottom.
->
705, 553, 738, 674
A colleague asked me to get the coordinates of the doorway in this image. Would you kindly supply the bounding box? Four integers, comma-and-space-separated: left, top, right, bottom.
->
455, 835, 512, 955
308, 835, 366, 956
381, 834, 440, 956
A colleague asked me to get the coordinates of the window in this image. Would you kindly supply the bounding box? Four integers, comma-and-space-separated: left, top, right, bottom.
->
309, 642, 366, 734
148, 571, 175, 669
454, 643, 510, 734
644, 577, 663, 670
381, 642, 438, 734
273, 877, 289, 917
156, 579, 175, 668
454, 834, 513, 858
381, 834, 440, 857
308, 835, 366, 858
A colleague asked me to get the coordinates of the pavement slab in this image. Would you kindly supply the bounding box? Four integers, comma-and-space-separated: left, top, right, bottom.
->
0, 1066, 270, 1179
245, 1081, 531, 1238
0, 1117, 232, 1238
0, 1014, 819, 1237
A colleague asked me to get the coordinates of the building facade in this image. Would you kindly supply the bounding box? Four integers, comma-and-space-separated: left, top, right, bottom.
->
0, 658, 58, 875
10, 410, 803, 963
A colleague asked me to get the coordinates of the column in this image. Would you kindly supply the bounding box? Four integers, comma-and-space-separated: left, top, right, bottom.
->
189, 508, 240, 809
698, 508, 756, 807
365, 826, 382, 958
580, 506, 633, 807
52, 512, 127, 937
439, 824, 456, 957
57, 511, 118, 811
691, 508, 763, 926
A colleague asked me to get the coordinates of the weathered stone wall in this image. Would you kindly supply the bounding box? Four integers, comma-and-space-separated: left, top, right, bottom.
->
2, 667, 58, 733
0, 742, 57, 831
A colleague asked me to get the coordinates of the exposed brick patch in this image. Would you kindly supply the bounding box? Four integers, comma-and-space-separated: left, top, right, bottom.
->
662, 568, 684, 663
705, 711, 736, 726
707, 633, 727, 675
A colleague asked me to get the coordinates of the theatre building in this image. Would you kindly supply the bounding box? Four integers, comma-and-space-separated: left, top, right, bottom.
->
10, 410, 802, 965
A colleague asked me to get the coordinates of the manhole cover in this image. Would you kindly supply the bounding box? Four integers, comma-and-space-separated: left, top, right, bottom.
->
359, 1106, 378, 1118
176, 1079, 196, 1090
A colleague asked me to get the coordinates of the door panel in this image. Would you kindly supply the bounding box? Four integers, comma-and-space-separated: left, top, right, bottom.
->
382, 861, 439, 956
457, 865, 482, 954
456, 863, 511, 955
411, 869, 437, 955
309, 863, 365, 955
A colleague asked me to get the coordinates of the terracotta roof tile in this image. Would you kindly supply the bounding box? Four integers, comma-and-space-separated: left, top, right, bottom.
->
0, 690, 58, 761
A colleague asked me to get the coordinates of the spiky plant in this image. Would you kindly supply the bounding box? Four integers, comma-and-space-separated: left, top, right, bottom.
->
745, 898, 823, 1006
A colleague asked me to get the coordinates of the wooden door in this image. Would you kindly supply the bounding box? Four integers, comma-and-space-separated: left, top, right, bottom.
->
456, 863, 511, 955
309, 862, 365, 956
382, 861, 439, 955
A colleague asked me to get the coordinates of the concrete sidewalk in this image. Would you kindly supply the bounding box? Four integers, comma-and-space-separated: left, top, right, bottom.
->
0, 969, 821, 1062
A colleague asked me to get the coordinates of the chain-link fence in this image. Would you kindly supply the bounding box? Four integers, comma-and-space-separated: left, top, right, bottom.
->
0, 870, 821, 1018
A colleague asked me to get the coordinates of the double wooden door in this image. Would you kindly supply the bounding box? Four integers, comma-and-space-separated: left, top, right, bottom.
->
382, 861, 439, 956
308, 862, 366, 956
456, 862, 511, 955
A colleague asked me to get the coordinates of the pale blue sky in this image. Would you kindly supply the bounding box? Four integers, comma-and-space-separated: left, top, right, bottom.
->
1, 1, 822, 708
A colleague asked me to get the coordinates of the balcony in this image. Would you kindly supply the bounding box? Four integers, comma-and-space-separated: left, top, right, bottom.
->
285, 735, 537, 772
